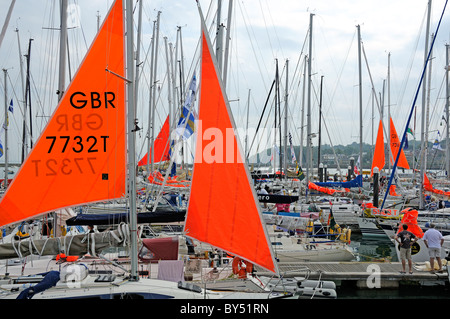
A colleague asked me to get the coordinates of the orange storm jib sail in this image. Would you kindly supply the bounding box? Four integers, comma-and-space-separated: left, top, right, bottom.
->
0, 0, 126, 227
397, 208, 424, 238
183, 27, 276, 274
389, 117, 410, 169
371, 120, 385, 176
138, 115, 171, 166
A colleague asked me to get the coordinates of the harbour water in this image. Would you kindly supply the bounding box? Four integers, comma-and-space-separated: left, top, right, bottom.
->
339, 233, 450, 299
350, 233, 399, 262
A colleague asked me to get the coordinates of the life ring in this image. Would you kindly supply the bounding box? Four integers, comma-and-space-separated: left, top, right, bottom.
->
232, 257, 253, 279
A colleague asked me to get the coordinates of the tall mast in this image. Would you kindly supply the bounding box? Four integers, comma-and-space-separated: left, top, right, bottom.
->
57, 0, 68, 101
222, 0, 233, 88
0, 0, 16, 50
388, 53, 391, 173
216, 0, 223, 74
306, 13, 313, 197
3, 69, 8, 188
146, 20, 156, 175
14, 28, 27, 164
446, 44, 449, 179
357, 24, 363, 177
23, 38, 33, 159
420, 0, 432, 210
125, 0, 138, 282
164, 37, 173, 132
150, 12, 161, 174
134, 0, 143, 110
245, 89, 251, 165
317, 75, 323, 176
283, 59, 289, 178
299, 55, 307, 167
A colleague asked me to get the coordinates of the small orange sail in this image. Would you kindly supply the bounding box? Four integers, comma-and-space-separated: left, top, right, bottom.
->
371, 120, 385, 176
308, 181, 344, 195
0, 0, 126, 227
389, 185, 400, 196
397, 208, 424, 238
137, 115, 171, 166
389, 117, 410, 169
184, 21, 277, 274
423, 173, 433, 191
423, 173, 450, 196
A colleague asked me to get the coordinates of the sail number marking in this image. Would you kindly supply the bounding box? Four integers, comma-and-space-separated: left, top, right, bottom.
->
32, 157, 97, 177
46, 135, 109, 154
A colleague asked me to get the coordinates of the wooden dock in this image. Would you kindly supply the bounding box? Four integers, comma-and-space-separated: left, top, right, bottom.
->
256, 261, 450, 288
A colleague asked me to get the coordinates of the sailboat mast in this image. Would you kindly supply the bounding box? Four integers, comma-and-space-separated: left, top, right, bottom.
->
14, 28, 27, 165
134, 0, 143, 110
387, 53, 391, 173
245, 89, 251, 164
151, 11, 161, 175
317, 75, 323, 176
283, 59, 289, 178
222, 0, 233, 88
3, 69, 8, 188
125, 0, 138, 282
299, 55, 307, 167
24, 38, 33, 156
357, 24, 363, 177
446, 44, 449, 179
306, 13, 313, 196
216, 0, 223, 74
57, 0, 68, 101
0, 0, 16, 50
276, 60, 282, 176
146, 19, 156, 176
420, 0, 432, 210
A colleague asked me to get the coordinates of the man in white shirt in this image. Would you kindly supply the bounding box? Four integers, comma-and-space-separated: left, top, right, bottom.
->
423, 223, 444, 273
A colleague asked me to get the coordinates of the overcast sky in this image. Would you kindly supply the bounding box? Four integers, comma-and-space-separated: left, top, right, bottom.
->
0, 0, 449, 164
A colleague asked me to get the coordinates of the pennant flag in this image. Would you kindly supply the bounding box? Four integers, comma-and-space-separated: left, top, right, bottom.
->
432, 131, 444, 151
289, 133, 296, 163
176, 74, 197, 140
433, 139, 444, 151
2, 99, 14, 130
327, 210, 337, 230
354, 155, 360, 175
407, 127, 414, 136
8, 99, 13, 113
296, 163, 305, 181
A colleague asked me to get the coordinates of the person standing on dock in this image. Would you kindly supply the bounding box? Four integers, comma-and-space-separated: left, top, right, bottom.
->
395, 224, 417, 274
423, 223, 444, 273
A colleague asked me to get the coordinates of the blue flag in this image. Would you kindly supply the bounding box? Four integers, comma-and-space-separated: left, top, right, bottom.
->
175, 74, 197, 140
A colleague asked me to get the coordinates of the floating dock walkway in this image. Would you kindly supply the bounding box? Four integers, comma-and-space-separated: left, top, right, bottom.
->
257, 261, 450, 289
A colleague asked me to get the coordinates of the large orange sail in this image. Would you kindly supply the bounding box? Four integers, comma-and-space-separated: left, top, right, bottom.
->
184, 23, 277, 273
137, 115, 171, 166
371, 120, 385, 176
0, 0, 126, 227
389, 117, 410, 169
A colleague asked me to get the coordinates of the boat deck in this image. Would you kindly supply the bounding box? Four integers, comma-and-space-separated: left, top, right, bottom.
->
256, 261, 449, 287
